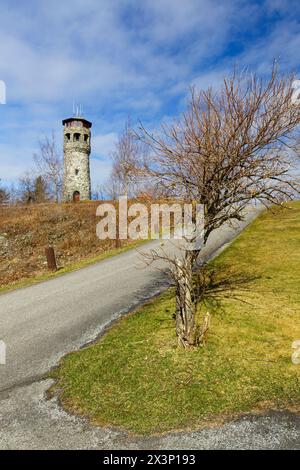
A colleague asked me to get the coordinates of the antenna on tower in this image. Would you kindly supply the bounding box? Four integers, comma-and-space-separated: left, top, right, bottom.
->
72, 101, 85, 117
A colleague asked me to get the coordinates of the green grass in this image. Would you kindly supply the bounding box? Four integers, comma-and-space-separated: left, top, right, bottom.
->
50, 202, 300, 434
0, 239, 147, 295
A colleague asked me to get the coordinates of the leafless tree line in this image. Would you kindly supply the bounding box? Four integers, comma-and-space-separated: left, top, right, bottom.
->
94, 117, 167, 201
1, 132, 63, 205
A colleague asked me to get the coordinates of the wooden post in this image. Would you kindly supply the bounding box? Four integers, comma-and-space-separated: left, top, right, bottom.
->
45, 246, 57, 271
115, 212, 121, 249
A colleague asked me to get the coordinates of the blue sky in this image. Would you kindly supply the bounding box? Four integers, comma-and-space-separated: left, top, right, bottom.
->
0, 0, 300, 188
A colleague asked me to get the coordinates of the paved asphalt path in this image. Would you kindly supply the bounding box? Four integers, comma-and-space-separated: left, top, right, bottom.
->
0, 204, 261, 393
2, 204, 299, 449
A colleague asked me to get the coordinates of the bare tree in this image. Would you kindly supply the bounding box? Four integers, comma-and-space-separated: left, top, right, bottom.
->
138, 66, 300, 348
33, 132, 62, 202
18, 173, 49, 203
18, 172, 36, 203
92, 182, 109, 201
7, 183, 18, 205
105, 172, 122, 200
0, 179, 10, 205
110, 118, 144, 198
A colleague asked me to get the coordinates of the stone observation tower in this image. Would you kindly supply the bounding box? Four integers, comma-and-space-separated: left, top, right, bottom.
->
62, 114, 92, 202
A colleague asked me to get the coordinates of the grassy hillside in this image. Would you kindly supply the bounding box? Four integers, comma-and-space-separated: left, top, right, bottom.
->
0, 201, 142, 290
50, 202, 300, 434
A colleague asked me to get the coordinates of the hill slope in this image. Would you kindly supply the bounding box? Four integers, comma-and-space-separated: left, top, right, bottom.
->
0, 202, 136, 289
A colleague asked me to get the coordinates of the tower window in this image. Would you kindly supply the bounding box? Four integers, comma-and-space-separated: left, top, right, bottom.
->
75, 169, 79, 175
65, 133, 71, 141
73, 133, 81, 142
84, 134, 88, 143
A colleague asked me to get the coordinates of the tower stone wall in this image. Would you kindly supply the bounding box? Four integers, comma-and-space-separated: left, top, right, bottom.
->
62, 117, 92, 202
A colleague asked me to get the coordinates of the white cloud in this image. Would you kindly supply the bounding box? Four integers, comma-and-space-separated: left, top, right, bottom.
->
0, 0, 255, 106
0, 143, 36, 181
1, 0, 300, 185
92, 132, 118, 159
90, 158, 113, 187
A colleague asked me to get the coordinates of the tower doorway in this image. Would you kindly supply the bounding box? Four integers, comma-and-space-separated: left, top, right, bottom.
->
73, 191, 80, 202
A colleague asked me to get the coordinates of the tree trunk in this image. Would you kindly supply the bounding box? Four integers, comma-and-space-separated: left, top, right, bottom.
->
175, 252, 197, 348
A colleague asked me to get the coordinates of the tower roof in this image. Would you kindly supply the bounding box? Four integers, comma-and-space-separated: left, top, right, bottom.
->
62, 117, 92, 128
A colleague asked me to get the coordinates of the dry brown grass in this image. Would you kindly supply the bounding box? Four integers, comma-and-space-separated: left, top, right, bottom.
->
0, 201, 143, 288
